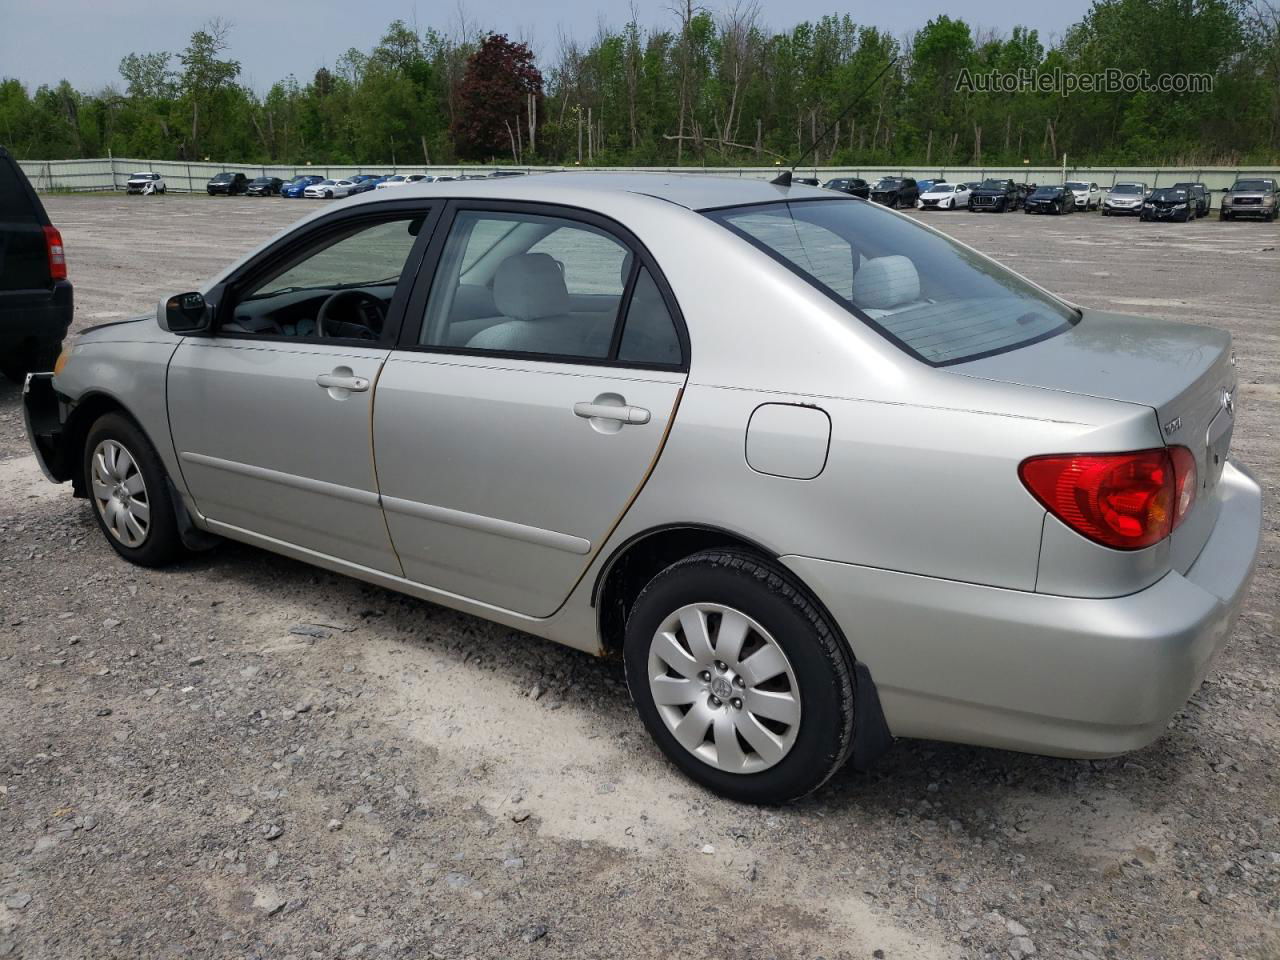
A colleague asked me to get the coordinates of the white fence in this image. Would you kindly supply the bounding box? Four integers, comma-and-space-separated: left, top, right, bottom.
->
17, 156, 1280, 198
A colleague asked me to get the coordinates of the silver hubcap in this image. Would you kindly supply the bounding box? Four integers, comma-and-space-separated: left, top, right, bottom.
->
90, 439, 150, 548
647, 603, 801, 774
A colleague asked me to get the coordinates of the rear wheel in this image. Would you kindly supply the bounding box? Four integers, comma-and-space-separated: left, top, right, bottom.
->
83, 414, 185, 567
624, 550, 856, 804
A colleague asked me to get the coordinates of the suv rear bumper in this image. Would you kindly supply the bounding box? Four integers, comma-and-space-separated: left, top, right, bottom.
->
783, 460, 1262, 758
0, 281, 73, 345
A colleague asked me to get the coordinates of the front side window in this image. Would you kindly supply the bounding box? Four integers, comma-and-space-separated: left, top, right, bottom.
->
419, 210, 682, 366
706, 199, 1077, 366
223, 215, 424, 340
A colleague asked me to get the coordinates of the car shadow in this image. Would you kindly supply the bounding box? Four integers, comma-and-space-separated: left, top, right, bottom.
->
167, 534, 1200, 819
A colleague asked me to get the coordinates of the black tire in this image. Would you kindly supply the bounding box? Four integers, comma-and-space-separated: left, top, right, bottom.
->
83, 413, 185, 567
623, 549, 856, 804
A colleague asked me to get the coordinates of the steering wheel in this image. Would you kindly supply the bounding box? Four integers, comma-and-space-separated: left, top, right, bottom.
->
317, 289, 386, 340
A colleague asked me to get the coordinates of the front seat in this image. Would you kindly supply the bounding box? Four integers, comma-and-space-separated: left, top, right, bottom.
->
466, 253, 608, 356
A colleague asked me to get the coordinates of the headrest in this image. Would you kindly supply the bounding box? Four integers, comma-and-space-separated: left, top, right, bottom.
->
852, 255, 920, 311
493, 253, 570, 321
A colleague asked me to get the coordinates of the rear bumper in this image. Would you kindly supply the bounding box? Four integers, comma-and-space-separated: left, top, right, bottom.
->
783, 461, 1262, 758
0, 282, 73, 345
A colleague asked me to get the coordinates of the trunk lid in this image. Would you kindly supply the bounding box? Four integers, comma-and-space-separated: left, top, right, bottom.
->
952, 309, 1237, 571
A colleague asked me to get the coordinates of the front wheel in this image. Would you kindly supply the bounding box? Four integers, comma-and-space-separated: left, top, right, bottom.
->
624, 550, 857, 804
83, 414, 185, 567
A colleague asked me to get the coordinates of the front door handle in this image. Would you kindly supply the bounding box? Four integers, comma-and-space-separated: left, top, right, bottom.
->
573, 401, 650, 425
316, 372, 370, 392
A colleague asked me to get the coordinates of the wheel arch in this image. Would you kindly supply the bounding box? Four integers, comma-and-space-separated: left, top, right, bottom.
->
62, 391, 147, 496
594, 524, 836, 657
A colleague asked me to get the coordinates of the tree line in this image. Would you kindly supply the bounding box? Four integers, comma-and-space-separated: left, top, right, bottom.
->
2, 0, 1278, 168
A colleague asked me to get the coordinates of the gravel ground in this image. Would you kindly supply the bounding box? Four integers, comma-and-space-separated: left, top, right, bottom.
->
1, 194, 1277, 960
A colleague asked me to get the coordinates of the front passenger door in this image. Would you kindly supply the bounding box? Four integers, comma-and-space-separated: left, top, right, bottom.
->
168, 207, 434, 574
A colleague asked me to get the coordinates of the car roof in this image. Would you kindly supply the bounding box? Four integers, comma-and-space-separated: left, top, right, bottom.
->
351, 171, 831, 211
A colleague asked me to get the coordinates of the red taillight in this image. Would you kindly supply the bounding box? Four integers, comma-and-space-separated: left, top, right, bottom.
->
43, 225, 67, 281
1019, 447, 1197, 551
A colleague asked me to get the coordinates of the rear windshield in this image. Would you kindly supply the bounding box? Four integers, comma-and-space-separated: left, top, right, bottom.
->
705, 199, 1078, 366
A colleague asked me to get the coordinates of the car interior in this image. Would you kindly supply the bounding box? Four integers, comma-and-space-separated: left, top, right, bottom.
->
221, 216, 425, 339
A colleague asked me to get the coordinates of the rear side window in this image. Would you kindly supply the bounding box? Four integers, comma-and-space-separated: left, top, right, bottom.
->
618, 267, 682, 365
706, 199, 1078, 366
416, 209, 684, 368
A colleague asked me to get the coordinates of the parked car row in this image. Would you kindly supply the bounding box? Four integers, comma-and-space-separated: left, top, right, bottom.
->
813, 174, 1277, 223
121, 170, 525, 198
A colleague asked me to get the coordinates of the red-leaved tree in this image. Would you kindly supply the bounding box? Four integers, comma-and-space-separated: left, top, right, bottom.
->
452, 34, 543, 161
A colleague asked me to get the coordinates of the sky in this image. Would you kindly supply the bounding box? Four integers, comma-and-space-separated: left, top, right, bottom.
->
1, 0, 1095, 94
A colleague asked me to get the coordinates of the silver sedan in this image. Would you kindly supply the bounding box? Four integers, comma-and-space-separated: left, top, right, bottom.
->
24, 173, 1262, 803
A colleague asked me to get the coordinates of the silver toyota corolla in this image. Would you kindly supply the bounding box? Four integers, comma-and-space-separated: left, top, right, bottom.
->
23, 173, 1262, 803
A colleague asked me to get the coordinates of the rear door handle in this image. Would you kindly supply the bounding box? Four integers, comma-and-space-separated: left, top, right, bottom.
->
316, 373, 370, 392
573, 401, 650, 425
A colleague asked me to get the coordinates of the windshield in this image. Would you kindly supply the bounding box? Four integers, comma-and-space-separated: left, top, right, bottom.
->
1150, 189, 1187, 201
1030, 187, 1061, 197
1065, 182, 1087, 190
131, 172, 156, 179
251, 178, 271, 184
873, 179, 901, 189
706, 199, 1077, 366
1232, 179, 1273, 192
927, 184, 953, 193
978, 180, 1006, 190
211, 173, 232, 182
1112, 184, 1143, 195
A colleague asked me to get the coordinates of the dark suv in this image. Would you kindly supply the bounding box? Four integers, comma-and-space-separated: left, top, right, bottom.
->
0, 146, 72, 383
868, 177, 919, 208
968, 179, 1020, 212
824, 177, 870, 199
1171, 182, 1209, 218
206, 172, 249, 195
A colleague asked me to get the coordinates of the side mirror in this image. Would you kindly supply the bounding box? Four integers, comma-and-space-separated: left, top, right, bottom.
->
159, 291, 211, 333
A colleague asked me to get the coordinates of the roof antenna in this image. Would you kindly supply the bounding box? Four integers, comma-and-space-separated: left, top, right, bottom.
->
771, 56, 900, 188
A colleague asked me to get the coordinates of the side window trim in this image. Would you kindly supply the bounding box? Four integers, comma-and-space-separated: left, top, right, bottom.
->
212, 201, 439, 348
396, 198, 689, 372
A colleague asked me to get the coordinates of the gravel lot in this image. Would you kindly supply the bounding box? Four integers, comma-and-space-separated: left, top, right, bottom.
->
1, 194, 1277, 960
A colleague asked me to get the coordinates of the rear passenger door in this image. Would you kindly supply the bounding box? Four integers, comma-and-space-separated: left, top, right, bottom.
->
373, 202, 688, 617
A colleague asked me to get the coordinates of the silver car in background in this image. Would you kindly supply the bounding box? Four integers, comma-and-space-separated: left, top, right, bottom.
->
24, 173, 1261, 804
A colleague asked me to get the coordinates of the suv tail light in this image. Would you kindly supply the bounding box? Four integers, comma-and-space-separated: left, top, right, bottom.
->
43, 225, 67, 281
1019, 447, 1197, 551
